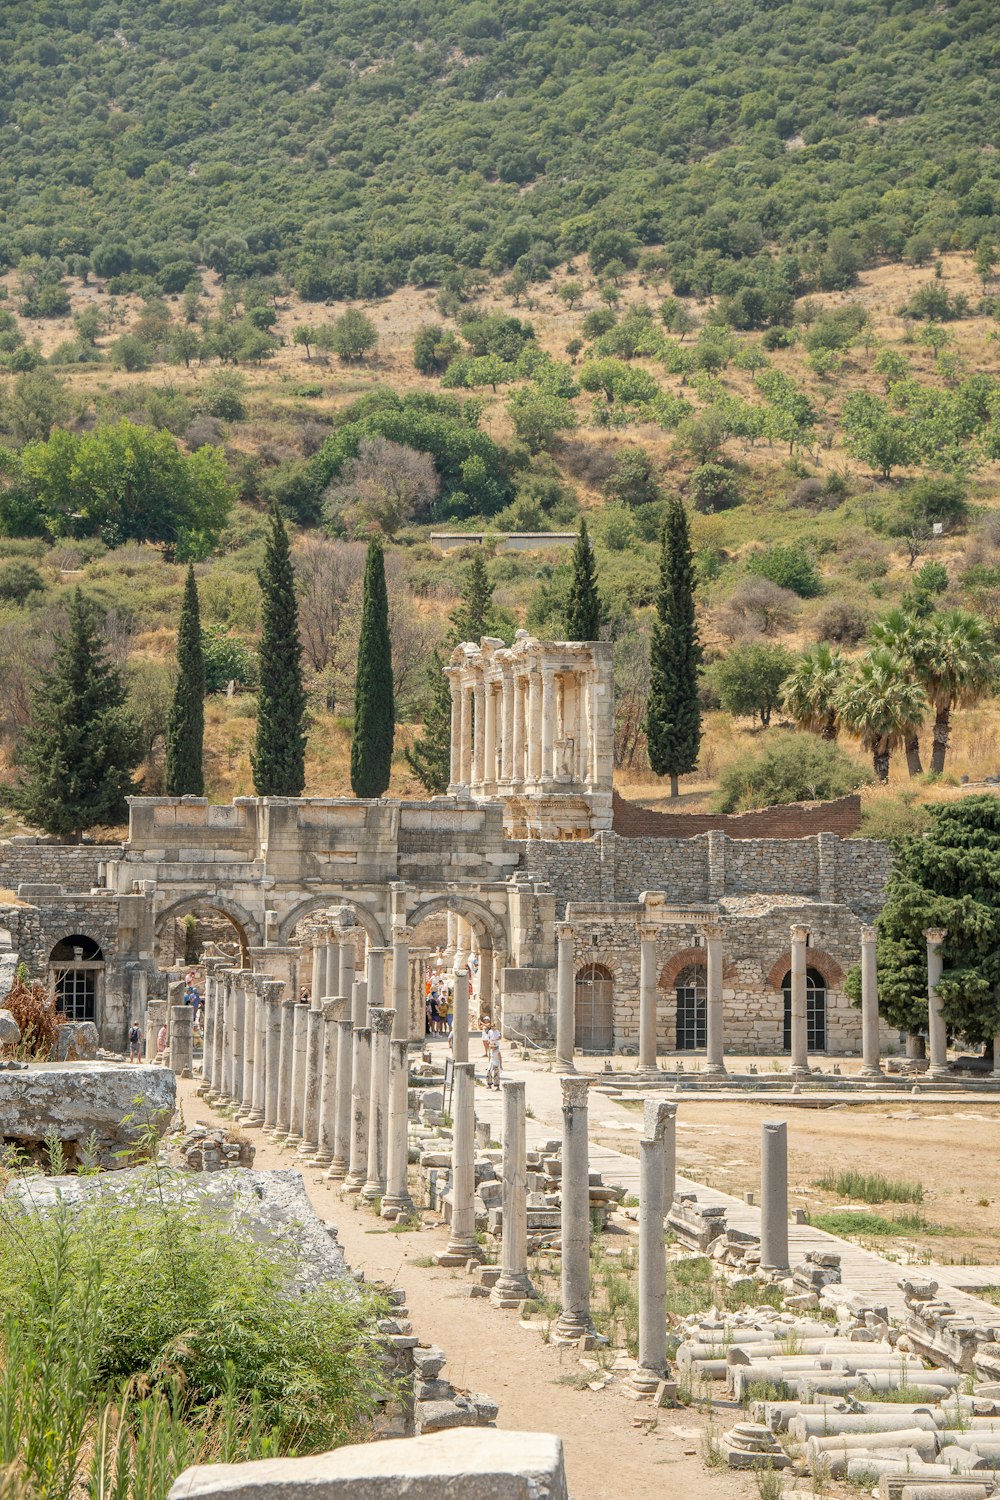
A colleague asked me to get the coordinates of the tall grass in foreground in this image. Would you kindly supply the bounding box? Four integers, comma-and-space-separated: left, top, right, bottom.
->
0, 1172, 393, 1500
813, 1169, 923, 1204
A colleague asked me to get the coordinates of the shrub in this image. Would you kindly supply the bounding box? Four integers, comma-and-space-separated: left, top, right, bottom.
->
1, 971, 62, 1057
855, 794, 932, 846
0, 558, 45, 604
903, 475, 968, 532
812, 598, 870, 644
602, 447, 661, 508
202, 626, 257, 692
716, 732, 869, 812
200, 370, 248, 422
715, 578, 800, 640
690, 462, 741, 513
745, 543, 821, 598
710, 641, 795, 726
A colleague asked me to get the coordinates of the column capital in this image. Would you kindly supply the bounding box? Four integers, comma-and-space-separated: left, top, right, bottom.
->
322, 996, 349, 1023
638, 924, 659, 945
560, 1075, 590, 1109
860, 924, 878, 944
701, 922, 725, 943
557, 923, 574, 943
790, 923, 810, 944
642, 1098, 674, 1143
924, 927, 947, 945
392, 924, 410, 945
368, 1006, 395, 1036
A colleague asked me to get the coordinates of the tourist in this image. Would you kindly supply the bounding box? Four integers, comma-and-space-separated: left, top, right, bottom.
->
156, 1021, 168, 1055
486, 1031, 502, 1090
299, 985, 310, 1003
127, 1022, 142, 1062
481, 1016, 492, 1056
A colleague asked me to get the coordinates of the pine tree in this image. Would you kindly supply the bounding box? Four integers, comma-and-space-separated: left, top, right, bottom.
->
165, 563, 205, 796
252, 505, 307, 796
404, 649, 452, 794
449, 550, 494, 643
564, 518, 602, 640
8, 589, 143, 840
646, 495, 702, 797
351, 535, 395, 797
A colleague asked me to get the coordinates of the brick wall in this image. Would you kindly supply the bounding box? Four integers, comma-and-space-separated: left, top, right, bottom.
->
611, 791, 863, 839
0, 839, 120, 893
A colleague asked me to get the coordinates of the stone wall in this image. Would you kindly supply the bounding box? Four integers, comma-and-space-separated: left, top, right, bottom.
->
0, 838, 119, 893
611, 791, 863, 839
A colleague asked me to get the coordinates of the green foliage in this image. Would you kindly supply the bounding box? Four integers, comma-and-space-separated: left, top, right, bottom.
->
814, 1169, 923, 1204
602, 448, 661, 509
15, 420, 232, 558
690, 462, 741, 513
328, 308, 378, 362
746, 544, 821, 598
5, 589, 143, 837
351, 536, 395, 798
856, 792, 932, 846
711, 641, 795, 728
646, 497, 701, 791
781, 644, 850, 739
0, 557, 45, 604
404, 648, 451, 795
448, 550, 513, 644
165, 564, 205, 797
413, 323, 461, 376
716, 732, 866, 812
252, 507, 306, 796
201, 626, 257, 693
565, 519, 602, 641
836, 646, 928, 781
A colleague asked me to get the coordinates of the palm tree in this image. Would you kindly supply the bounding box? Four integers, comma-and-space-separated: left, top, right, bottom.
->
867, 608, 931, 775
836, 648, 928, 782
781, 644, 849, 740
922, 609, 994, 774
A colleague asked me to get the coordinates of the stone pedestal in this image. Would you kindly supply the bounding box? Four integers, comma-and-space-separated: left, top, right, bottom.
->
382, 1038, 415, 1218
555, 924, 575, 1072
860, 925, 881, 1078
362, 1007, 394, 1202
637, 925, 659, 1074
760, 1120, 790, 1271
925, 928, 949, 1079
452, 966, 470, 1064
789, 925, 810, 1077
630, 1107, 669, 1395
437, 1061, 482, 1265
554, 1075, 596, 1341
351, 977, 367, 1028
286, 1002, 309, 1147
491, 1079, 536, 1306
704, 924, 726, 1077
298, 1004, 324, 1157
146, 998, 167, 1075
344, 1026, 372, 1193
169, 1004, 194, 1079
328, 1018, 354, 1180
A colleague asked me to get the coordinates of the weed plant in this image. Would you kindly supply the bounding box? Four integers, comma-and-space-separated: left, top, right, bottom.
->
813, 1170, 923, 1204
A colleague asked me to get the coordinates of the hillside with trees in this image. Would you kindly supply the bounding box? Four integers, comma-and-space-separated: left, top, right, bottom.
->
1, 1, 1000, 839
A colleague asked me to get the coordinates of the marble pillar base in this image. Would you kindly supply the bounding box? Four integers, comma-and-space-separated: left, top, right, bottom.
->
551, 1311, 602, 1345
342, 1171, 366, 1194
380, 1192, 415, 1219
309, 1149, 334, 1168
360, 1181, 385, 1203
297, 1137, 320, 1157
490, 1272, 536, 1308
436, 1240, 483, 1267
626, 1367, 666, 1399
326, 1155, 348, 1180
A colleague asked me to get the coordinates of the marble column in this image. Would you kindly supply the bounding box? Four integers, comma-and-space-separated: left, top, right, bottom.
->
526, 670, 541, 782
483, 682, 497, 789
286, 1000, 309, 1147
344, 1025, 372, 1192
271, 992, 296, 1137
555, 923, 576, 1071
169, 1004, 193, 1079
500, 674, 515, 784
472, 679, 486, 789
328, 1017, 354, 1180
438, 1060, 482, 1265
382, 1038, 414, 1218
324, 934, 340, 999
638, 925, 659, 1073
645, 1096, 676, 1214
860, 925, 881, 1078
237, 973, 256, 1119
247, 979, 268, 1126
366, 947, 387, 1012
339, 937, 356, 1003
459, 681, 473, 786
209, 979, 226, 1099
362, 1007, 394, 1201
262, 981, 283, 1131
351, 976, 367, 1029
478, 947, 495, 1025
631, 1103, 670, 1395
452, 963, 470, 1064
925, 928, 949, 1078
314, 997, 346, 1166
448, 673, 462, 789
310, 939, 324, 1004
540, 665, 555, 783
511, 675, 525, 785
298, 999, 324, 1156
704, 924, 726, 1077
554, 1075, 596, 1341
576, 673, 590, 785
789, 924, 810, 1077
199, 971, 214, 1092
392, 928, 410, 1042
230, 978, 246, 1106
760, 1120, 790, 1271
491, 1079, 536, 1306
992, 1033, 1000, 1081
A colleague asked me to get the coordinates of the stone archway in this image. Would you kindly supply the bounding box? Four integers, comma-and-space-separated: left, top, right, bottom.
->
405, 894, 508, 962
154, 897, 259, 967
766, 947, 843, 991
277, 896, 387, 949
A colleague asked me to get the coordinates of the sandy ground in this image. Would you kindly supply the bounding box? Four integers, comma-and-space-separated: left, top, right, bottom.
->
176, 1076, 751, 1500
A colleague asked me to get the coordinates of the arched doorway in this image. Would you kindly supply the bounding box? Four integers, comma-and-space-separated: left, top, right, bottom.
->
49, 935, 105, 1024
675, 962, 707, 1051
575, 964, 613, 1052
782, 968, 828, 1052
154, 900, 254, 968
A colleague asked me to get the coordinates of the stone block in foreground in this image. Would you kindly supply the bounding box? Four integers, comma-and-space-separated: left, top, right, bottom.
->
0, 1062, 175, 1167
167, 1430, 567, 1500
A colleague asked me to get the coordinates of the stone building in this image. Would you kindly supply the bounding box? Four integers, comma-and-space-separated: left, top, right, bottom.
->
0, 635, 895, 1064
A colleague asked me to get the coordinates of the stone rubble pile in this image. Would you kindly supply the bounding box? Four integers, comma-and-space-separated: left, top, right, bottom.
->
173, 1122, 255, 1172
901, 1279, 1000, 1382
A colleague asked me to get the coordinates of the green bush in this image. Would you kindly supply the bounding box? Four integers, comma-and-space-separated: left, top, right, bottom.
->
0, 557, 46, 603
746, 543, 821, 597
690, 462, 741, 513
202, 625, 258, 692
716, 731, 869, 812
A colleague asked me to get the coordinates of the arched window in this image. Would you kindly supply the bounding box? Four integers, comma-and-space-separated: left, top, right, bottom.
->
49, 935, 105, 1025
575, 964, 613, 1052
782, 967, 827, 1052
675, 963, 707, 1051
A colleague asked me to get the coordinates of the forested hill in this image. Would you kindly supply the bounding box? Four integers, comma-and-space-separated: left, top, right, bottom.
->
2, 0, 999, 300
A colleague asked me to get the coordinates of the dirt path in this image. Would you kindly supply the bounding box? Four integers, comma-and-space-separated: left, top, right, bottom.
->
176, 1077, 750, 1500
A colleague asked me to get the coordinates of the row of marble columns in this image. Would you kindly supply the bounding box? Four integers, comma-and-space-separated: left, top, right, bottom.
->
448, 662, 598, 792
555, 920, 996, 1077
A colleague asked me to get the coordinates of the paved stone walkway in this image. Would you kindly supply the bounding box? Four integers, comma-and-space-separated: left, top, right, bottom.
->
441, 1040, 1000, 1323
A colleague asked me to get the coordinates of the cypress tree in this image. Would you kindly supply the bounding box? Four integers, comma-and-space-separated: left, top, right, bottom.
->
351, 535, 395, 797
646, 495, 702, 797
449, 550, 494, 642
252, 505, 307, 796
8, 589, 143, 840
564, 518, 602, 640
165, 563, 205, 796
404, 648, 452, 794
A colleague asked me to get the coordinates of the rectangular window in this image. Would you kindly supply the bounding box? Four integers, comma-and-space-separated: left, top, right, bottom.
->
56, 969, 96, 1024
